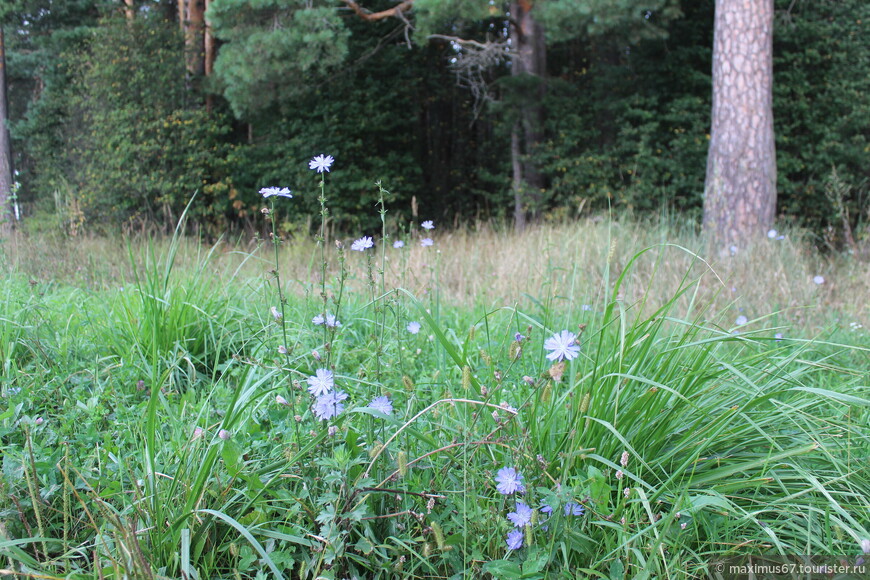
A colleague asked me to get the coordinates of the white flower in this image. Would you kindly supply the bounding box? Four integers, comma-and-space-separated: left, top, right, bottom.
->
351, 236, 374, 251
421, 220, 434, 230
813, 275, 825, 285
860, 539, 870, 554
729, 244, 738, 256
278, 345, 288, 354
420, 238, 434, 247
270, 306, 282, 321
393, 240, 405, 248
276, 394, 289, 406
544, 330, 580, 361
767, 229, 777, 239
260, 186, 293, 199
735, 315, 748, 326
309, 154, 334, 173
406, 321, 422, 334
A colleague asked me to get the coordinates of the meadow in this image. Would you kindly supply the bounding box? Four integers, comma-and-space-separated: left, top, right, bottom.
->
0, 172, 868, 579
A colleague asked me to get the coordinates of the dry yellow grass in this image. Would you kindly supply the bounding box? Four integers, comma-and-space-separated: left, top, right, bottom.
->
3, 218, 867, 335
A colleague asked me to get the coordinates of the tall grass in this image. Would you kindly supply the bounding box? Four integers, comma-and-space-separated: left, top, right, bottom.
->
0, 215, 867, 579
4, 217, 866, 334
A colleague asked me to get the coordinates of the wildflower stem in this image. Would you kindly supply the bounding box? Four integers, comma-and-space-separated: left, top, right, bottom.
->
269, 201, 290, 350
318, 173, 329, 346
268, 200, 299, 443
374, 183, 389, 381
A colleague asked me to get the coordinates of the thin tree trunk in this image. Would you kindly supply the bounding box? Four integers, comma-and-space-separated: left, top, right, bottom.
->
124, 0, 135, 22
0, 25, 14, 234
703, 0, 776, 252
177, 0, 185, 29
510, 0, 547, 232
512, 122, 526, 231
204, 0, 214, 77
204, 0, 215, 111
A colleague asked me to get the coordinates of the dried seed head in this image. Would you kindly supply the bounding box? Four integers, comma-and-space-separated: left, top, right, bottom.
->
397, 451, 408, 477
479, 349, 492, 366
431, 521, 446, 550
580, 392, 591, 413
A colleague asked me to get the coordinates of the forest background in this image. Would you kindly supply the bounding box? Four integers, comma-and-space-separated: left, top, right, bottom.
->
0, 0, 868, 242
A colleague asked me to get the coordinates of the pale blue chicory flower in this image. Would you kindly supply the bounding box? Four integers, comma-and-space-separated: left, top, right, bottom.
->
507, 502, 533, 527
352, 236, 374, 251
495, 467, 525, 495
313, 390, 347, 420
564, 502, 585, 516
260, 186, 293, 199
368, 396, 393, 416
506, 529, 524, 550
544, 330, 580, 361
309, 154, 334, 173
307, 368, 334, 397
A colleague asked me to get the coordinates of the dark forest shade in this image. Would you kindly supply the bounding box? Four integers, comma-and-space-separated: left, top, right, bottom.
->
1, 0, 867, 238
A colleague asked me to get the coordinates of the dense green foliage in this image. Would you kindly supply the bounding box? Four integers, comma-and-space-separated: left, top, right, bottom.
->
3, 0, 868, 236
66, 15, 233, 228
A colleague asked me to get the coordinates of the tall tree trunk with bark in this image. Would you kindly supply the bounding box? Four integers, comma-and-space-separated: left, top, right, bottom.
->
703, 0, 777, 252
510, 0, 547, 232
204, 0, 215, 110
0, 25, 13, 234
181, 0, 206, 77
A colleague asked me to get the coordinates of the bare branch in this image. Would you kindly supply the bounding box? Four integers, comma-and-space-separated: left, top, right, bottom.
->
430, 34, 509, 120
341, 0, 414, 22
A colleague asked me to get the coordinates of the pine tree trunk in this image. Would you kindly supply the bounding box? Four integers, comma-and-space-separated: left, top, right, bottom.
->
0, 25, 14, 234
182, 0, 206, 77
510, 0, 547, 232
703, 0, 777, 252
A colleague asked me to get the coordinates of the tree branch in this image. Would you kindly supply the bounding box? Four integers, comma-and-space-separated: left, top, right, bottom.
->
341, 0, 414, 22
